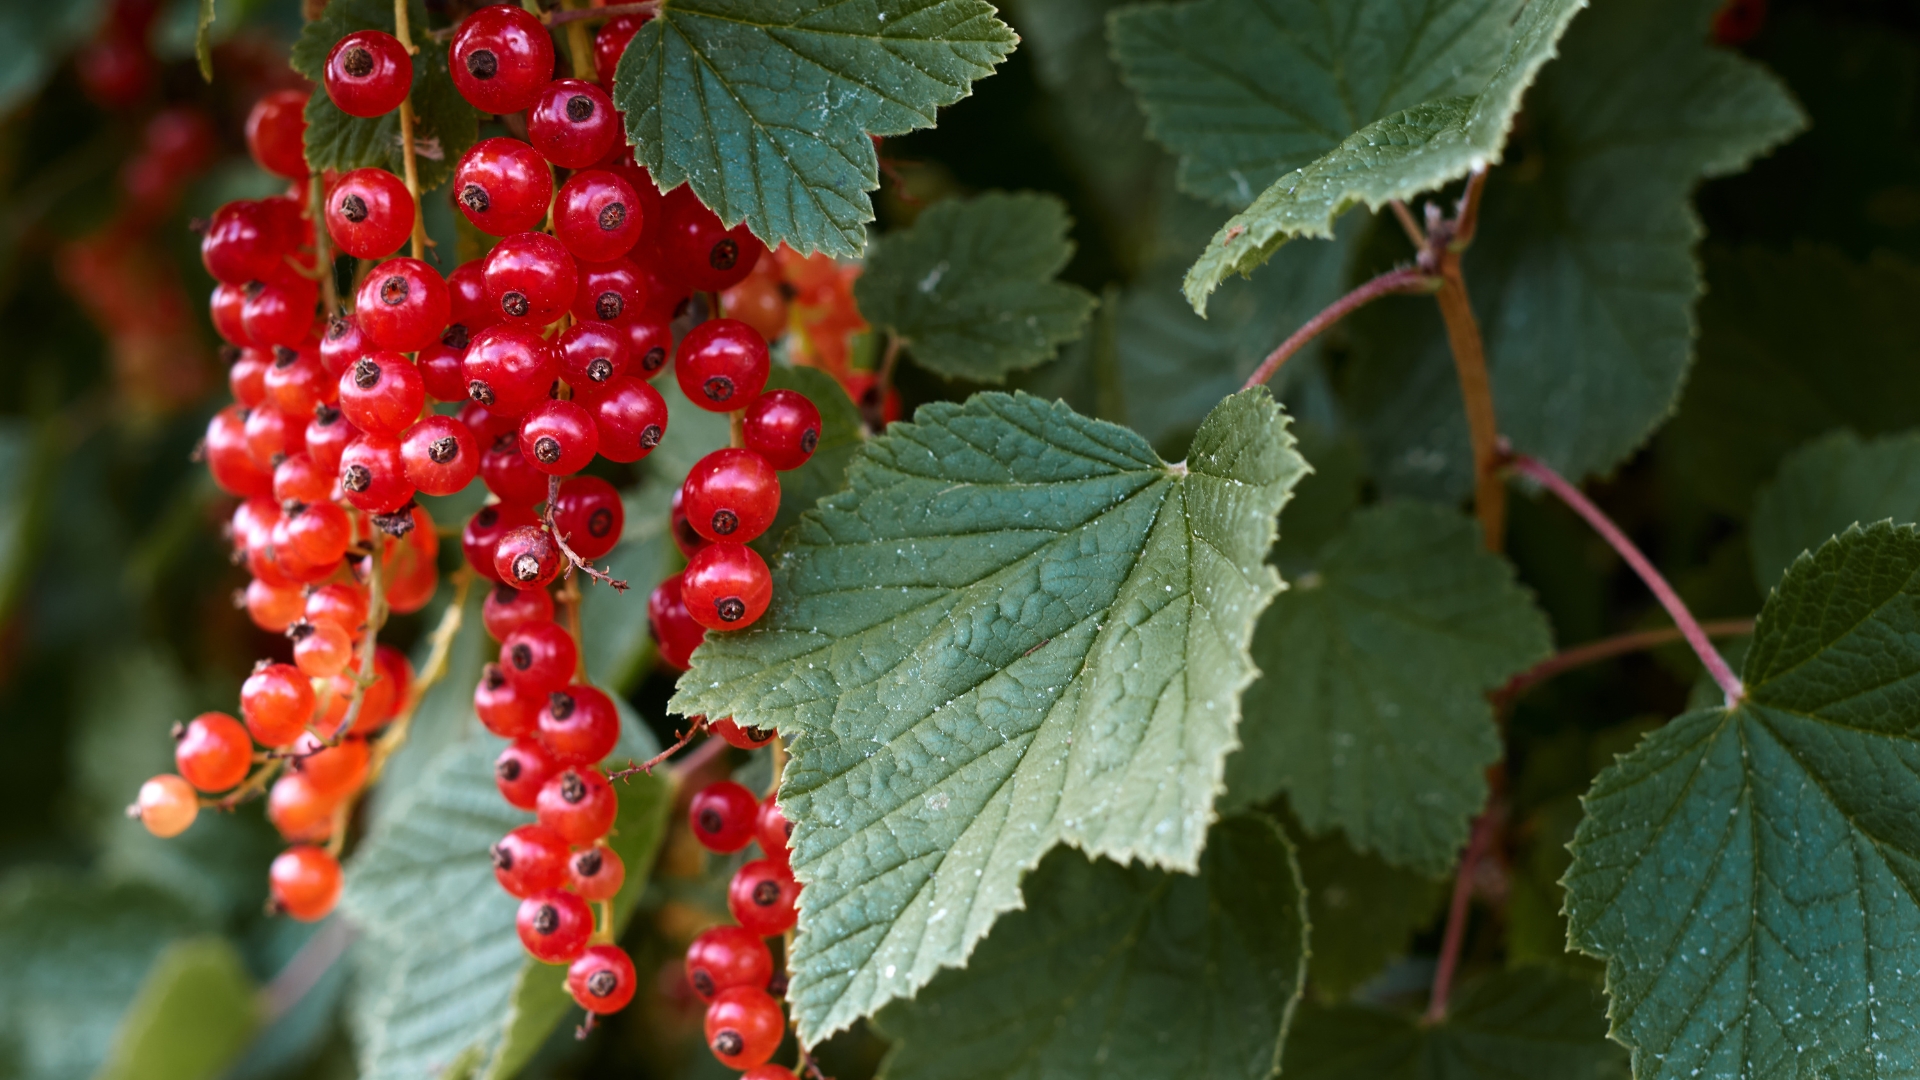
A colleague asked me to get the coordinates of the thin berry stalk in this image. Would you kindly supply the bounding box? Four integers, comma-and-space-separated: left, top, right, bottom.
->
1239, 266, 1439, 391
392, 0, 427, 261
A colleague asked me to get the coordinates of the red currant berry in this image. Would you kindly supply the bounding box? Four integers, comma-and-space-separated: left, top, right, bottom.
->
201, 200, 291, 284
486, 231, 578, 326
663, 198, 766, 292
501, 620, 578, 697
339, 434, 415, 514
268, 772, 338, 842
685, 925, 773, 1002
571, 257, 648, 323
241, 661, 313, 748
518, 399, 598, 475
625, 312, 673, 379
756, 796, 792, 866
174, 712, 252, 792
528, 80, 620, 169
447, 259, 497, 333
241, 276, 320, 349
291, 618, 355, 678
246, 89, 310, 180
491, 823, 570, 898
325, 30, 413, 118
282, 500, 354, 567
517, 888, 594, 964
355, 257, 450, 353
568, 844, 624, 901
135, 775, 198, 838
305, 582, 370, 636
483, 580, 555, 640
264, 346, 331, 417
592, 14, 650, 86
690, 780, 759, 853
556, 320, 629, 396
400, 414, 480, 495
339, 353, 426, 440
496, 737, 558, 809
587, 377, 667, 462
683, 543, 773, 631
682, 448, 780, 544
271, 846, 343, 921
476, 661, 540, 738
319, 315, 369, 379
453, 137, 552, 236
744, 390, 822, 471
418, 332, 470, 402
211, 283, 253, 346
451, 5, 555, 116
711, 717, 777, 751
705, 987, 784, 1069
675, 318, 770, 411
463, 502, 541, 581
464, 324, 559, 417
205, 405, 275, 497
244, 577, 304, 632
550, 476, 623, 561
272, 451, 331, 504
537, 766, 618, 844
290, 732, 371, 797
461, 401, 520, 444
481, 439, 552, 506
494, 525, 562, 589
668, 488, 711, 558
325, 167, 414, 258
568, 944, 637, 1014
538, 685, 619, 766
305, 405, 354, 476
729, 858, 800, 936
648, 572, 705, 670
231, 495, 279, 555
554, 169, 642, 263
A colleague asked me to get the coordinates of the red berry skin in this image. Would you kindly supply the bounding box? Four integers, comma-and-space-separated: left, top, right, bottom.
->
501, 620, 579, 697
306, 582, 370, 636
686, 925, 774, 1002
624, 313, 674, 380
231, 496, 279, 556
675, 319, 770, 412
518, 399, 599, 475
245, 578, 304, 632
569, 844, 625, 901
517, 889, 594, 964
669, 488, 710, 558
447, 260, 498, 333
290, 731, 371, 797
205, 406, 274, 498
480, 439, 552, 506
491, 823, 571, 898
648, 572, 705, 670
744, 390, 823, 471
588, 377, 668, 462
538, 684, 620, 766
325, 30, 413, 118
463, 324, 559, 417
453, 137, 552, 236
729, 858, 801, 936
417, 332, 470, 402
664, 199, 767, 292
175, 712, 253, 792
529, 80, 621, 169
554, 169, 643, 263
756, 795, 793, 866
319, 315, 370, 379
592, 15, 650, 87
483, 580, 555, 641
305, 405, 354, 476
211, 283, 252, 346
690, 780, 760, 853
339, 434, 415, 514
486, 232, 578, 326
537, 767, 618, 844
451, 5, 556, 116
556, 320, 629, 396
682, 448, 781, 544
683, 543, 774, 631
571, 257, 648, 323
202, 200, 291, 284
268, 779, 334, 843
241, 662, 314, 748
283, 500, 353, 567
705, 987, 785, 1069
340, 353, 426, 440
551, 476, 624, 560
568, 944, 638, 1014
712, 716, 777, 751
271, 846, 343, 922
496, 738, 558, 810
400, 414, 480, 495
325, 167, 415, 258
476, 661, 540, 738
245, 404, 306, 474
461, 401, 521, 445
463, 503, 543, 581
264, 346, 331, 417
274, 451, 333, 505
246, 89, 310, 180
494, 525, 563, 589
241, 277, 319, 349
356, 258, 450, 353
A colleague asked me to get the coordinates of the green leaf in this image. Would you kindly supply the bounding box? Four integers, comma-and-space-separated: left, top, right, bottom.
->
755, 364, 866, 554
671, 390, 1308, 1040
195, 0, 216, 80
1667, 247, 1920, 517
854, 193, 1097, 383
1564, 521, 1920, 1080
876, 814, 1307, 1080
1342, 0, 1808, 500
290, 0, 478, 192
1290, 824, 1445, 1001
1115, 0, 1588, 314
1751, 430, 1920, 592
1282, 968, 1627, 1080
613, 0, 1017, 258
96, 937, 258, 1080
1225, 502, 1551, 873
579, 481, 674, 693
0, 0, 106, 115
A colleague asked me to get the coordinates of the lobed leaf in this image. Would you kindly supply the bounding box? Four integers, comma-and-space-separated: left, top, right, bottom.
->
1290, 824, 1446, 1000
1751, 430, 1920, 592
95, 937, 258, 1080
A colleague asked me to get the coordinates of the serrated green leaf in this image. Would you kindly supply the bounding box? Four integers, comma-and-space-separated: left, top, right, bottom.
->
671, 389, 1307, 1041
290, 0, 478, 192
613, 0, 1017, 258
1291, 824, 1445, 1001
1117, 0, 1588, 313
95, 937, 258, 1080
1751, 430, 1920, 592
1225, 502, 1551, 872
854, 193, 1097, 383
1282, 968, 1627, 1080
755, 364, 865, 553
876, 814, 1307, 1080
195, 0, 216, 80
1343, 0, 1808, 500
1565, 521, 1920, 1080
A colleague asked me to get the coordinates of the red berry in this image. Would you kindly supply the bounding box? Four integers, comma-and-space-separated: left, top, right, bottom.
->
538, 766, 618, 844
491, 823, 570, 898
685, 925, 773, 1002
668, 488, 709, 558
592, 14, 651, 87
494, 525, 562, 589
451, 5, 556, 116
497, 737, 558, 809
556, 320, 629, 396
447, 259, 498, 333
400, 414, 480, 495
756, 796, 793, 866
705, 987, 784, 1069
682, 448, 780, 544
550, 476, 623, 560
325, 30, 413, 118
683, 543, 773, 631
587, 377, 668, 462
282, 500, 353, 567
305, 405, 353, 476
273, 451, 331, 505
292, 618, 355, 677
624, 313, 673, 380
135, 774, 197, 838
568, 944, 637, 1014
418, 330, 471, 402
461, 401, 520, 444
648, 572, 705, 670
569, 844, 625, 901
501, 619, 578, 697
241, 277, 319, 349
463, 503, 542, 581
325, 167, 415, 258
483, 580, 555, 640
290, 732, 370, 797
211, 283, 252, 346
729, 858, 800, 936
464, 324, 558, 417
554, 169, 642, 263
529, 80, 621, 169
663, 198, 766, 292
174, 712, 253, 792
268, 772, 338, 842
476, 661, 540, 738
206, 406, 275, 497
690, 780, 759, 853
744, 390, 822, 471
481, 439, 552, 506
244, 577, 304, 632
202, 200, 291, 284
518, 399, 598, 475
571, 257, 648, 323
517, 888, 594, 964
339, 434, 415, 514
264, 346, 331, 417
305, 582, 370, 636
675, 319, 770, 411
538, 685, 619, 766
319, 315, 370, 379
242, 662, 314, 748
486, 232, 578, 326
453, 137, 553, 236
246, 90, 310, 180
355, 258, 450, 354
271, 846, 343, 921
712, 717, 777, 751
339, 353, 426, 440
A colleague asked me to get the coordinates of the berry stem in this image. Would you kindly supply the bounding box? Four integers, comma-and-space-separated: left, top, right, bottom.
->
558, 0, 596, 81
608, 716, 710, 783
1506, 452, 1746, 706
392, 0, 427, 261
203, 756, 284, 810
1239, 266, 1439, 391
544, 473, 630, 590
729, 408, 746, 450
1390, 199, 1425, 247
331, 528, 388, 740
1425, 169, 1505, 551
306, 173, 339, 314
558, 575, 587, 681
1424, 803, 1497, 1023
1493, 617, 1755, 708
364, 569, 472, 787
546, 0, 659, 25
862, 333, 903, 434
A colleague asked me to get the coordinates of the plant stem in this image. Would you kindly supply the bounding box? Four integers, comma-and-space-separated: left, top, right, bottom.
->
608, 717, 709, 783
1494, 618, 1755, 707
393, 0, 427, 261
1241, 266, 1439, 391
1507, 453, 1746, 706
1431, 170, 1504, 551
365, 570, 472, 786
558, 0, 595, 80
307, 174, 339, 314
544, 472, 629, 590
1425, 805, 1497, 1023
331, 529, 387, 741
548, 1, 658, 25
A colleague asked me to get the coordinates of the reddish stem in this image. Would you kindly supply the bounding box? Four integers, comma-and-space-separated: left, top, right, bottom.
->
1241, 266, 1439, 391
545, 474, 629, 591
1493, 618, 1755, 708
607, 718, 710, 783
1425, 805, 1497, 1023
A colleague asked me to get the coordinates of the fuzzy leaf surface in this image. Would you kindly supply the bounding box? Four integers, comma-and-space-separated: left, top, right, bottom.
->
671, 390, 1307, 1040
1291, 824, 1446, 1000
613, 0, 1016, 258
877, 814, 1307, 1080
1751, 430, 1920, 591
1565, 521, 1920, 1080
